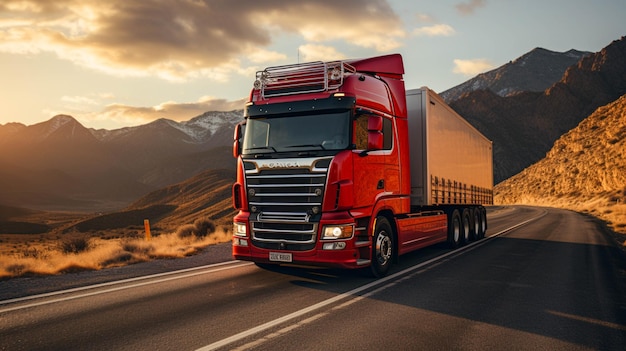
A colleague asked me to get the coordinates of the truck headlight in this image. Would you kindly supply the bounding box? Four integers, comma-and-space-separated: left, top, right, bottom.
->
322, 224, 354, 240
233, 222, 247, 237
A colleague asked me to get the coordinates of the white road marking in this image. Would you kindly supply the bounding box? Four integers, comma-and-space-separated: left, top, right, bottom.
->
0, 261, 252, 313
547, 310, 626, 331
0, 207, 546, 348
197, 209, 547, 351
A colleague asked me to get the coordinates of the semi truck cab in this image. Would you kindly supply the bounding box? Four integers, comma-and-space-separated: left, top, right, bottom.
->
232, 54, 492, 277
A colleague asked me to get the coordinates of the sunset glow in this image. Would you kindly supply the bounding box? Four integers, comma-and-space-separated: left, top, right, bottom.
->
1, 0, 624, 129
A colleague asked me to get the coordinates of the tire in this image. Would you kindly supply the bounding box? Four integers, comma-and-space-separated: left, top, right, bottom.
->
447, 209, 461, 249
479, 207, 487, 239
370, 216, 394, 278
461, 209, 471, 245
471, 208, 480, 241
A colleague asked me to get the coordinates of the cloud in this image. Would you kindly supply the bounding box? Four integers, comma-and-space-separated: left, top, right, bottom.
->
61, 95, 101, 106
87, 96, 247, 128
0, 0, 406, 81
412, 24, 456, 37
415, 13, 436, 23
453, 58, 494, 76
247, 49, 288, 64
298, 44, 346, 62
268, 1, 405, 52
456, 0, 486, 15
43, 93, 245, 129
51, 93, 115, 118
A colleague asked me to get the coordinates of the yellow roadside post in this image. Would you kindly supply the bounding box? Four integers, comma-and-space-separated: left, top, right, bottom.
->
144, 219, 151, 241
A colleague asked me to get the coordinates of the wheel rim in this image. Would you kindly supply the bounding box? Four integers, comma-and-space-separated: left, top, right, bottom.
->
463, 215, 470, 241
473, 212, 480, 237
453, 217, 460, 243
375, 230, 392, 265
481, 214, 487, 236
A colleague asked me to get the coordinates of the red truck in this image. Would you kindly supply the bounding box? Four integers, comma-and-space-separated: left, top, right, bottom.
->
232, 54, 493, 277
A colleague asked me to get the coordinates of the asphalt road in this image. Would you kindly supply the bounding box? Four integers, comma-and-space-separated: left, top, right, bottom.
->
1, 206, 625, 350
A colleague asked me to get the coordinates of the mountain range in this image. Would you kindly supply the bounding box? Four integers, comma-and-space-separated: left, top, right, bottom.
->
440, 47, 590, 102
448, 36, 626, 183
1, 36, 625, 236
0, 111, 240, 210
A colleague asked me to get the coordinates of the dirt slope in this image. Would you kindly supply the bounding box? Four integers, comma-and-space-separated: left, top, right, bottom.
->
495, 94, 626, 235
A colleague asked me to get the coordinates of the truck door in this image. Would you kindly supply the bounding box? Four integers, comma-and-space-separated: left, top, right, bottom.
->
352, 113, 392, 209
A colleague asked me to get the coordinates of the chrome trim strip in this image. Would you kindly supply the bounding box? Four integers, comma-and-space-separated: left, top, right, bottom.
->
250, 202, 322, 206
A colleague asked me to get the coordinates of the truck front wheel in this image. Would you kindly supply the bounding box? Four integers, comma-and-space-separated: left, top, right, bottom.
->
371, 216, 394, 278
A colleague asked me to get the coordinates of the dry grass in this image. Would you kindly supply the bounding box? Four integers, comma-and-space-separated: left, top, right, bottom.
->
0, 169, 237, 280
0, 220, 232, 279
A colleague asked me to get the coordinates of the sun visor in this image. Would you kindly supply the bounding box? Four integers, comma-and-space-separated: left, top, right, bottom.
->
346, 54, 404, 77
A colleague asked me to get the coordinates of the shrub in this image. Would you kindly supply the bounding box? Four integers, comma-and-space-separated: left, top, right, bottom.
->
193, 218, 216, 237
101, 252, 134, 266
6, 264, 26, 276
21, 247, 48, 259
60, 237, 91, 254
176, 224, 197, 238
122, 240, 152, 255
175, 218, 217, 238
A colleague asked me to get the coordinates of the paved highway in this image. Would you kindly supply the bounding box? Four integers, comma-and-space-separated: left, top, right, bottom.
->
1, 206, 625, 350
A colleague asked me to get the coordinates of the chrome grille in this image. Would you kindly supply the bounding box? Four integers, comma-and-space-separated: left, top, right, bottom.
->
244, 158, 330, 250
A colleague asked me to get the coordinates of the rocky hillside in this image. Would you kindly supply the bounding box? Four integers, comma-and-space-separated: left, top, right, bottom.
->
61, 168, 237, 235
495, 94, 626, 234
441, 48, 589, 102
0, 168, 237, 235
451, 36, 626, 183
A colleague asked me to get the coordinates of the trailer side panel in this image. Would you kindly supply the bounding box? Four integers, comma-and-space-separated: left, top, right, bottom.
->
407, 87, 493, 206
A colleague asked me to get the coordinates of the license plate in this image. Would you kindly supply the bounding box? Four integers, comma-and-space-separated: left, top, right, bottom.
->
269, 252, 292, 262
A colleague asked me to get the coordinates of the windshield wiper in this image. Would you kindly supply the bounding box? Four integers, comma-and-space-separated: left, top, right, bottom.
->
285, 144, 326, 150
245, 146, 277, 153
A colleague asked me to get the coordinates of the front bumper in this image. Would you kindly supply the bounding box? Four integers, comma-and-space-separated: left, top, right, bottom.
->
233, 241, 367, 269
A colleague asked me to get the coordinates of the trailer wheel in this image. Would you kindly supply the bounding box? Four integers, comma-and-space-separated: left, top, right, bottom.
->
461, 209, 471, 245
447, 210, 461, 249
371, 216, 394, 278
471, 208, 481, 240
479, 207, 487, 239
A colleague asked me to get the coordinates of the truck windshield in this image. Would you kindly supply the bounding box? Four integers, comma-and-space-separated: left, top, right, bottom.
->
243, 111, 350, 154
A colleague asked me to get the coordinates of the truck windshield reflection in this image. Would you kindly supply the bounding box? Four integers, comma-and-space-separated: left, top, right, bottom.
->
243, 111, 350, 154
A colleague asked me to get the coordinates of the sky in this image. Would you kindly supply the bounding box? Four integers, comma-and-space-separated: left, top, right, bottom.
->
1, 0, 624, 130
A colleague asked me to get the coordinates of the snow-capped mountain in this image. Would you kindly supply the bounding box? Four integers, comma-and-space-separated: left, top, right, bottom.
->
91, 110, 242, 143
181, 110, 243, 142
0, 111, 243, 211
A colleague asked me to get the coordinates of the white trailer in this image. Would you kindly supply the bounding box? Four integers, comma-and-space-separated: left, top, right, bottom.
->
406, 87, 493, 207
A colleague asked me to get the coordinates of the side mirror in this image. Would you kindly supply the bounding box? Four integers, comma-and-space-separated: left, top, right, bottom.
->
233, 122, 245, 158
367, 116, 383, 150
